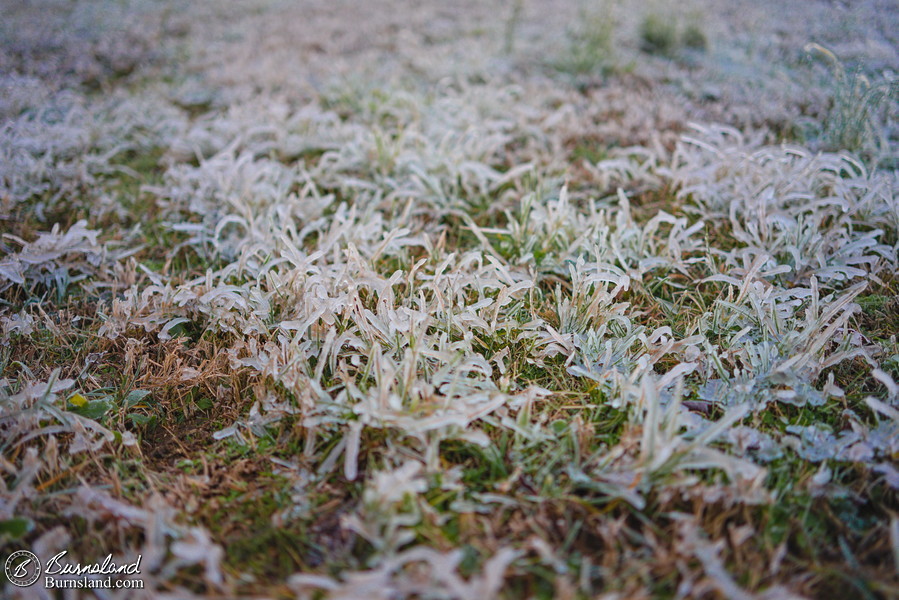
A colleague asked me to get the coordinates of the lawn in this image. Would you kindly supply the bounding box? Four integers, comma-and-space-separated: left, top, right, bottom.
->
1, 1, 898, 598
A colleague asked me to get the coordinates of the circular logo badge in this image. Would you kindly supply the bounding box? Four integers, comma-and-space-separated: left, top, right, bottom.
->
5, 550, 41, 587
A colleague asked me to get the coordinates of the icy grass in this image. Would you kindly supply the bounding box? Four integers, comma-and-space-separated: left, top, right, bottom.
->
2, 3, 899, 599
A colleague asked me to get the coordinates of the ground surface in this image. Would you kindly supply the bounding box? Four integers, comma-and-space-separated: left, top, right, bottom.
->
1, 1, 898, 598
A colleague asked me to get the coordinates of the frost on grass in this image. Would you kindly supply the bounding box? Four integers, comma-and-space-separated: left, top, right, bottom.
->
3, 1, 899, 598
90, 79, 896, 593
669, 124, 898, 285
0, 371, 226, 595
0, 75, 186, 221
0, 221, 119, 293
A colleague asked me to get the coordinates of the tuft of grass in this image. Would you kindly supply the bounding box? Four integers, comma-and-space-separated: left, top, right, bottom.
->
503, 0, 525, 54
681, 23, 708, 51
639, 14, 678, 57
635, 11, 707, 58
553, 4, 616, 76
806, 43, 899, 164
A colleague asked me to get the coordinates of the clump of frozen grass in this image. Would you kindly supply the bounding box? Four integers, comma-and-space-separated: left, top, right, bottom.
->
566, 373, 770, 512
342, 461, 428, 555
695, 276, 871, 408
0, 74, 53, 120
0, 89, 92, 213
639, 11, 707, 56
639, 14, 678, 57
499, 185, 704, 282
805, 44, 899, 165
0, 82, 186, 220
553, 2, 617, 76
0, 309, 35, 339
668, 124, 898, 285
0, 220, 129, 297
681, 22, 708, 51
0, 368, 141, 463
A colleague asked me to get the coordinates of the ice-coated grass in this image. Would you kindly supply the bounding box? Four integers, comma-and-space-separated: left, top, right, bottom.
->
805, 43, 899, 166
2, 1, 898, 599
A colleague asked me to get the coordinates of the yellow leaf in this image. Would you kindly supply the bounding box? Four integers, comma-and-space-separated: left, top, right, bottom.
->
69, 393, 87, 407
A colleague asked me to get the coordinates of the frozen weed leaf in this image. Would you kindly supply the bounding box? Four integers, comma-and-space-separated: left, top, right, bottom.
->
0, 310, 35, 340
726, 426, 783, 462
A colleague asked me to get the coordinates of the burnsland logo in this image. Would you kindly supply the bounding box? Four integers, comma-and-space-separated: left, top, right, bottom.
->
45, 551, 142, 576
5, 550, 41, 587
4, 550, 144, 590
43, 551, 144, 590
